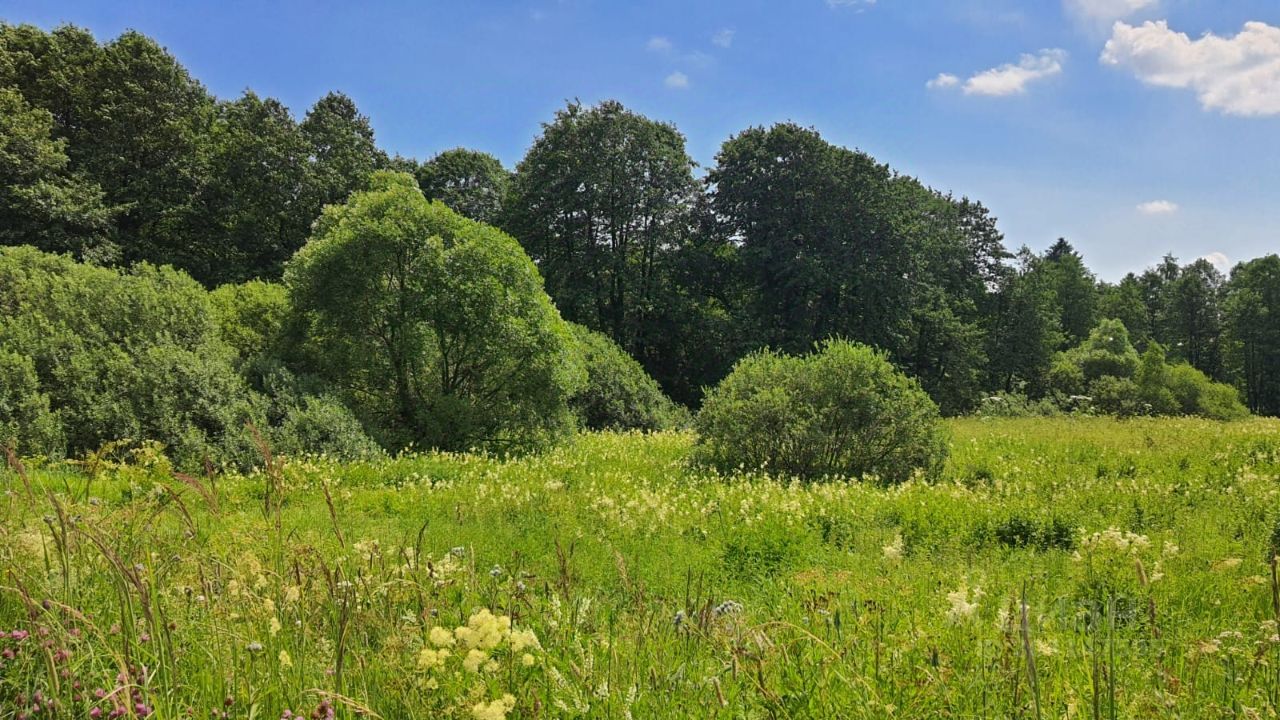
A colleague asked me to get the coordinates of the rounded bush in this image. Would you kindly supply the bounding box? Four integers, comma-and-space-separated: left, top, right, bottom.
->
694, 339, 946, 484
567, 323, 688, 431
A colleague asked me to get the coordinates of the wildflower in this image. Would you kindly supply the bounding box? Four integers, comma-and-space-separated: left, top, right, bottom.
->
246, 641, 264, 653
463, 648, 489, 673
521, 653, 536, 667
489, 565, 504, 579
269, 617, 282, 637
428, 626, 455, 647
673, 610, 687, 629
416, 647, 449, 671
509, 628, 539, 652
1213, 557, 1243, 572
1034, 640, 1057, 656
455, 608, 511, 650
945, 584, 982, 623
284, 586, 300, 604
882, 534, 904, 562
470, 694, 516, 720
278, 650, 292, 669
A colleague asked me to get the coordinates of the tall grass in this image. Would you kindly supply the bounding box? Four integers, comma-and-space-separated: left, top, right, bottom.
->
2, 417, 1280, 718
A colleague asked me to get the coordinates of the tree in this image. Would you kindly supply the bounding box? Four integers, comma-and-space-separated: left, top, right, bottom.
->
1160, 258, 1224, 378
191, 92, 314, 284
1039, 239, 1098, 347
286, 171, 581, 452
0, 87, 115, 260
503, 100, 698, 366
300, 91, 386, 210
1098, 274, 1151, 347
416, 148, 510, 225
0, 24, 214, 269
985, 249, 1064, 394
1223, 255, 1280, 415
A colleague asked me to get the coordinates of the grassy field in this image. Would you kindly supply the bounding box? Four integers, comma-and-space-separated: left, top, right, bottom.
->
3, 417, 1280, 719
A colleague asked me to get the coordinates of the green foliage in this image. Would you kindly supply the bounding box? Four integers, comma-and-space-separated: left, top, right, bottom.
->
287, 171, 581, 453
567, 323, 688, 431
695, 339, 947, 483
209, 280, 290, 369
0, 348, 63, 455
0, 87, 116, 261
415, 148, 510, 225
1050, 319, 1248, 420
0, 246, 260, 465
1223, 255, 1280, 416
974, 392, 1061, 418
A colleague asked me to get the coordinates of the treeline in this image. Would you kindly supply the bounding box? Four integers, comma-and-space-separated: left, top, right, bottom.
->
4, 23, 1280, 426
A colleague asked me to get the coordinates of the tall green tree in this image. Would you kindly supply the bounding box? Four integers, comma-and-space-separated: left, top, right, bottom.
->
0, 87, 115, 260
300, 91, 386, 210
416, 148, 510, 225
1223, 255, 1280, 415
191, 91, 314, 284
503, 100, 699, 368
286, 172, 581, 452
1161, 258, 1224, 378
1098, 274, 1152, 347
1039, 238, 1098, 347
0, 23, 214, 268
984, 249, 1063, 395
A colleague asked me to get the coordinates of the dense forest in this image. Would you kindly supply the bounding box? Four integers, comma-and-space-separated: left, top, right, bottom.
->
2, 24, 1278, 464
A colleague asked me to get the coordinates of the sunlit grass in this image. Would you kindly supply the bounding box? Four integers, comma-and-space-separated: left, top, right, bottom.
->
3, 417, 1280, 718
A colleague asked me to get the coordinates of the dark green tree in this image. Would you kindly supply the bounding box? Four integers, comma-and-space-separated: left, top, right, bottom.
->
985, 249, 1063, 395
503, 100, 699, 367
1223, 255, 1280, 415
1160, 258, 1224, 378
1039, 238, 1098, 347
300, 91, 386, 210
416, 148, 510, 225
0, 87, 115, 260
192, 92, 314, 284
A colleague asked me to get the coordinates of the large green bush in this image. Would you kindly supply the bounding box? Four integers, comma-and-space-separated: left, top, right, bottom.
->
567, 323, 688, 431
695, 339, 947, 484
286, 171, 582, 453
0, 246, 260, 465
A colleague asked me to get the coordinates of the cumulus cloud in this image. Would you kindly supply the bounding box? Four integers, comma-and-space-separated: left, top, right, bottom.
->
1064, 0, 1155, 22
647, 36, 673, 53
1137, 200, 1179, 215
934, 49, 1066, 96
664, 71, 690, 89
712, 29, 735, 48
926, 73, 960, 89
1101, 20, 1280, 117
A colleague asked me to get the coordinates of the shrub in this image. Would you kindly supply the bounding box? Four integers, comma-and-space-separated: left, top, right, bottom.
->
0, 246, 260, 466
257, 367, 382, 460
209, 280, 289, 369
694, 339, 946, 484
1167, 362, 1249, 421
567, 323, 688, 431
0, 349, 62, 455
286, 172, 582, 453
975, 392, 1061, 418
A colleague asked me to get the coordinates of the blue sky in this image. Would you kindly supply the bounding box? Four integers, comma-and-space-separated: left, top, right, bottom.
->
2, 0, 1278, 280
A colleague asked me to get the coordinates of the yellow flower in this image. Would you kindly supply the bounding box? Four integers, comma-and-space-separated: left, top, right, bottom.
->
471, 694, 517, 720
269, 617, 282, 637
521, 653, 536, 667
417, 647, 450, 671
278, 650, 293, 669
510, 628, 539, 653
463, 648, 488, 673
283, 585, 301, 605
429, 626, 455, 647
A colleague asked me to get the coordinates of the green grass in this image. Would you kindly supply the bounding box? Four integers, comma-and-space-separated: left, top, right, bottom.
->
4, 417, 1280, 718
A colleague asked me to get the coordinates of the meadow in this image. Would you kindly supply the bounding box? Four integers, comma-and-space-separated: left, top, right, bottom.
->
3, 417, 1280, 719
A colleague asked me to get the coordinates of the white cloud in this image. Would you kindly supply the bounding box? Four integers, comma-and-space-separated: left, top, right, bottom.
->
647, 36, 673, 53
712, 29, 735, 48
948, 49, 1067, 96
1101, 20, 1280, 117
1137, 200, 1178, 215
1064, 0, 1155, 22
664, 71, 690, 89
1200, 252, 1231, 272
926, 73, 960, 90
